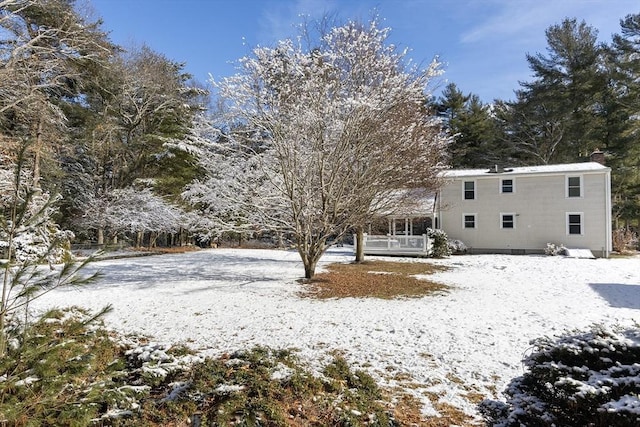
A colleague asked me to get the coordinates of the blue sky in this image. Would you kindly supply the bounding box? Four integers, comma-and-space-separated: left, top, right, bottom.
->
90, 0, 638, 102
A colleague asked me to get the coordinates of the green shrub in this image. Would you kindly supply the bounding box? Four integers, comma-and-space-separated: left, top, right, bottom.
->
428, 228, 451, 258
1, 315, 400, 426
480, 325, 640, 426
147, 347, 393, 426
0, 307, 128, 426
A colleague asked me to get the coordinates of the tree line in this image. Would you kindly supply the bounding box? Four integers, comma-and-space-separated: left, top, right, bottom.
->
434, 15, 640, 226
1, 0, 208, 249
1, 0, 639, 277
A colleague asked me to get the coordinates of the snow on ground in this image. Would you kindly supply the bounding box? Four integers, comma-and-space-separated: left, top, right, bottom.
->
31, 247, 640, 419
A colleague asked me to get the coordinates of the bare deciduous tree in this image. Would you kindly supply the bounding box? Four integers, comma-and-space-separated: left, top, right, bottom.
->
192, 18, 449, 278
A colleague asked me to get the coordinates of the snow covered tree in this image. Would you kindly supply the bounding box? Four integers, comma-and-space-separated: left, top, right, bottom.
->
206, 18, 448, 278
56, 44, 207, 241
179, 112, 251, 242
100, 46, 205, 192
0, 144, 74, 265
75, 187, 186, 247
0, 0, 113, 190
480, 325, 640, 426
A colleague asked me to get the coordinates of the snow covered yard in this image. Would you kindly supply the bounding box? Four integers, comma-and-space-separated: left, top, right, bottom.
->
32, 247, 640, 420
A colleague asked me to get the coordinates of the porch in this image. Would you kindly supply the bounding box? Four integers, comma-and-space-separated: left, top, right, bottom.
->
357, 190, 437, 257
355, 233, 432, 257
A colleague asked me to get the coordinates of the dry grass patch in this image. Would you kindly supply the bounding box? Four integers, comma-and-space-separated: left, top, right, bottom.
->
391, 394, 430, 426
421, 392, 479, 427
301, 260, 449, 299
391, 392, 478, 427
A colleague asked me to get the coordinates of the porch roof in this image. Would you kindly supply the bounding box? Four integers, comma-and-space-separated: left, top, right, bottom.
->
373, 188, 436, 218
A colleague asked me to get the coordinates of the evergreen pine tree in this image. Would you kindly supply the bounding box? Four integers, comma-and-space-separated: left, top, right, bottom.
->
508, 19, 609, 164
435, 83, 502, 168
607, 13, 640, 226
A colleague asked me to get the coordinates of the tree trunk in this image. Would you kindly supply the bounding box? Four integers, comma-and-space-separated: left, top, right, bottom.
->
355, 227, 365, 263
303, 257, 318, 280
299, 242, 322, 280
32, 118, 43, 190
97, 228, 104, 245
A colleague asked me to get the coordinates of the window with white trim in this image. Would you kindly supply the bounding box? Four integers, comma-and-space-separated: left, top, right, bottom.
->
567, 176, 582, 198
501, 178, 514, 194
463, 181, 475, 200
463, 213, 476, 229
501, 213, 515, 229
567, 213, 583, 235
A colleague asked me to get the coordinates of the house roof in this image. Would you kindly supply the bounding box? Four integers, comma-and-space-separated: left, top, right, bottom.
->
441, 161, 610, 179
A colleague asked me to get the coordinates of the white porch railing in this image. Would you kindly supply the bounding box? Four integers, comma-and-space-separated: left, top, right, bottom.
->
355, 233, 432, 256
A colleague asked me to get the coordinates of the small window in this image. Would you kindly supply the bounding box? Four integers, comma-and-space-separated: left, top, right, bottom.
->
501, 179, 513, 193
567, 213, 583, 235
567, 176, 581, 198
501, 213, 515, 229
464, 181, 475, 200
463, 214, 476, 229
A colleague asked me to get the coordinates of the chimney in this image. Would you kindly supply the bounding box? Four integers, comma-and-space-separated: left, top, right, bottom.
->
590, 149, 605, 165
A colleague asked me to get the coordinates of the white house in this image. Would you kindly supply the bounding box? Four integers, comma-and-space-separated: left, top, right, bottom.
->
357, 155, 612, 258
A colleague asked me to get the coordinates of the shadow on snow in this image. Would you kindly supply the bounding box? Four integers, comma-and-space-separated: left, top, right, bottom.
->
73, 249, 304, 291
589, 283, 640, 310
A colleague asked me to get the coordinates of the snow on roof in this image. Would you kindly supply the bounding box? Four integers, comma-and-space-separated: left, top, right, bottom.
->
441, 162, 610, 178
373, 188, 436, 217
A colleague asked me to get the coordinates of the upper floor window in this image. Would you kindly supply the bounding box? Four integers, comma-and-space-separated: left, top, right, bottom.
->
501, 179, 514, 194
464, 181, 475, 200
567, 176, 582, 198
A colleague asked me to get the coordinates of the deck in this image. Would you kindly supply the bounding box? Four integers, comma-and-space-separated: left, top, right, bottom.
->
355, 234, 432, 257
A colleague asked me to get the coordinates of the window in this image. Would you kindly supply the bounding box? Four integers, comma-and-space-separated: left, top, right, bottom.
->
567, 213, 583, 235
501, 179, 514, 193
463, 214, 476, 229
464, 181, 475, 200
501, 213, 515, 229
567, 176, 581, 197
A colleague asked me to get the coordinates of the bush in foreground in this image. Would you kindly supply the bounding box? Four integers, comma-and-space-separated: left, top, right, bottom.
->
152, 348, 392, 426
480, 325, 640, 426
0, 307, 127, 425
1, 308, 397, 426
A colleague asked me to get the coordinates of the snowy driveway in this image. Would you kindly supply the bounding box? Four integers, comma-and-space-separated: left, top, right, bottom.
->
33, 248, 640, 418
